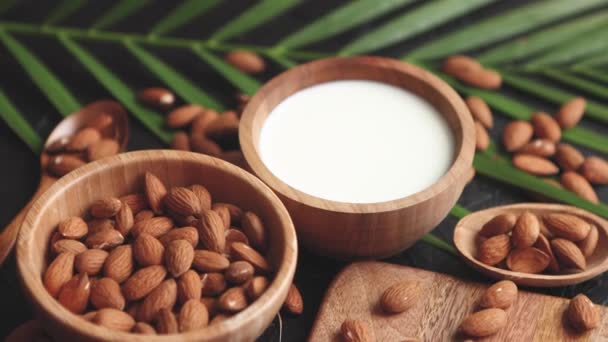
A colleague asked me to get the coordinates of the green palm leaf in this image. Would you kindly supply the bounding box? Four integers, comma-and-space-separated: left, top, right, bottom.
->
542, 69, 608, 100
91, 0, 151, 30
575, 68, 608, 85
0, 89, 43, 153
149, 0, 221, 36
192, 47, 261, 95
44, 0, 88, 26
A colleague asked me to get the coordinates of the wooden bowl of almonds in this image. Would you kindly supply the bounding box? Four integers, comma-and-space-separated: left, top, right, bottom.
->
17, 150, 297, 341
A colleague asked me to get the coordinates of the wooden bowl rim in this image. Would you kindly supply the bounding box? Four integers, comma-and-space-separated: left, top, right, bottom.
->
17, 150, 298, 341
453, 203, 608, 287
239, 56, 474, 214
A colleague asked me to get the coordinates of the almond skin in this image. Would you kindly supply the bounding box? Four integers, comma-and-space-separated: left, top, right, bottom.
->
133, 233, 165, 266
190, 184, 212, 211
240, 211, 267, 251
341, 319, 373, 342
231, 242, 272, 273
534, 234, 560, 273
165, 187, 201, 218
119, 193, 149, 214
93, 308, 135, 332
190, 110, 219, 137
160, 227, 198, 248
480, 213, 517, 237
156, 309, 179, 334
90, 277, 125, 310
531, 112, 561, 142
460, 308, 507, 337
137, 279, 177, 323
44, 252, 75, 297
478, 234, 511, 266
543, 213, 591, 241
460, 69, 502, 89
171, 131, 191, 151
137, 87, 175, 111
225, 229, 250, 250
567, 294, 600, 331
58, 217, 88, 239
225, 261, 254, 285
192, 250, 230, 272
502, 121, 533, 152
133, 322, 157, 335
479, 280, 518, 309
190, 135, 223, 157
556, 96, 585, 129
200, 273, 227, 296
283, 283, 303, 315
219, 287, 249, 313
115, 202, 134, 236
511, 212, 540, 248
443, 55, 482, 77
122, 265, 167, 301
246, 276, 269, 301
213, 205, 231, 230
144, 172, 167, 214
177, 270, 202, 304
90, 197, 122, 219
87, 139, 119, 161
205, 111, 240, 144
465, 96, 493, 129
380, 281, 422, 314
506, 248, 550, 274
135, 210, 155, 222
48, 154, 86, 177
66, 127, 101, 151
165, 239, 194, 277
551, 238, 586, 270
518, 139, 556, 158
166, 104, 204, 128
104, 245, 134, 283
132, 216, 174, 238
57, 273, 90, 314
512, 154, 559, 176
75, 249, 109, 275
578, 224, 599, 258
53, 239, 87, 255
225, 50, 266, 74
474, 121, 489, 152
197, 210, 226, 253
579, 156, 608, 185
179, 299, 209, 332
560, 171, 599, 204
85, 228, 124, 250
555, 143, 584, 171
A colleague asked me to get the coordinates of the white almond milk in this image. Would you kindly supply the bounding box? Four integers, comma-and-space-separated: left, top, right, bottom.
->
258, 80, 455, 203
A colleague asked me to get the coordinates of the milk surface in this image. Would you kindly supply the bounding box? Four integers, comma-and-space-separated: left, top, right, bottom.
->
259, 80, 455, 203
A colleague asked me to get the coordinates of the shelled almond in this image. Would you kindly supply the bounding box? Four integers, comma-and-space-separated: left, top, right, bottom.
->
475, 210, 598, 275
41, 171, 289, 335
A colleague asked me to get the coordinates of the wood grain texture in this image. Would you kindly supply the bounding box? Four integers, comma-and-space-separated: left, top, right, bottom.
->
454, 203, 608, 287
309, 262, 608, 341
16, 150, 297, 341
240, 56, 475, 259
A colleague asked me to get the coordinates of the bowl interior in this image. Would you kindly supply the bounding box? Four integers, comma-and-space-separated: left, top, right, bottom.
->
240, 56, 474, 211
17, 150, 297, 341
454, 203, 608, 287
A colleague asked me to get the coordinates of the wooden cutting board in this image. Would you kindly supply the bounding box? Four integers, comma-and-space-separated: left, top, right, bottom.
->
309, 262, 608, 341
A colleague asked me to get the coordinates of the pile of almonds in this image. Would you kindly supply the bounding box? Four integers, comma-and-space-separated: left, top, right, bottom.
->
43, 171, 301, 335
443, 55, 502, 90
459, 280, 517, 337
477, 211, 598, 275
45, 112, 120, 177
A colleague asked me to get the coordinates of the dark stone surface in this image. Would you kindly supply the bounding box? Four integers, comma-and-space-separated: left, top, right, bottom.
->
0, 1, 606, 341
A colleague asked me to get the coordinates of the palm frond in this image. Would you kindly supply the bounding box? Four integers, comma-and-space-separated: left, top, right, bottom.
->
149, 0, 221, 36
0, 89, 42, 153
91, 0, 152, 30
542, 69, 608, 100
44, 0, 88, 26
192, 47, 261, 96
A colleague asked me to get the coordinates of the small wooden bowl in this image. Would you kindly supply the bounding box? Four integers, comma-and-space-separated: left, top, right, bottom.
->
454, 203, 608, 287
17, 150, 297, 341
240, 56, 475, 259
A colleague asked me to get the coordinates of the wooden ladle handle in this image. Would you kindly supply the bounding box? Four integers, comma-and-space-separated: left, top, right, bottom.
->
0, 175, 55, 266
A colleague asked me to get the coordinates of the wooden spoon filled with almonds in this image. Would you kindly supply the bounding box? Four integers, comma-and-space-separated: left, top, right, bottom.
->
0, 100, 128, 266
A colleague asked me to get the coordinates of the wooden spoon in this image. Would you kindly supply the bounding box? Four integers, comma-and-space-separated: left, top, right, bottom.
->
0, 100, 128, 265
454, 203, 608, 287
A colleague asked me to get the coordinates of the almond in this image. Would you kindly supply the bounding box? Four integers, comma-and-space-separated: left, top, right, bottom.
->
567, 294, 600, 331
197, 210, 226, 253
160, 227, 199, 248
46, 136, 70, 153
544, 213, 591, 241
66, 128, 101, 151
137, 87, 175, 111
165, 240, 194, 277
474, 121, 489, 151
560, 172, 599, 204
165, 187, 201, 218
225, 229, 249, 251
87, 219, 115, 234
53, 239, 87, 255
555, 143, 584, 171
137, 279, 177, 323
48, 154, 86, 177
240, 211, 267, 251
479, 280, 518, 309
126, 302, 140, 318
512, 154, 559, 176
201, 297, 219, 317
534, 234, 560, 273
579, 156, 608, 185
90, 277, 125, 310
463, 69, 502, 89
115, 201, 134, 236
200, 273, 227, 296
58, 273, 90, 314
135, 210, 155, 222
232, 242, 272, 273
206, 111, 240, 144
87, 112, 113, 133
502, 121, 533, 152
459, 308, 507, 337
178, 270, 202, 304
213, 203, 243, 223
87, 139, 119, 161
90, 197, 122, 218
283, 283, 303, 315
518, 139, 556, 158
166, 104, 204, 128
193, 250, 230, 272
104, 245, 134, 283
190, 135, 222, 157
477, 234, 511, 266
44, 252, 75, 297
556, 96, 585, 129
119, 193, 149, 214
133, 322, 157, 335
511, 211, 539, 248
210, 314, 230, 325
85, 228, 124, 250
225, 261, 254, 285
75, 249, 109, 275
132, 216, 174, 238
479, 213, 517, 237
122, 265, 167, 301
133, 233, 165, 266
93, 308, 135, 332
82, 310, 98, 322
156, 309, 178, 334
213, 205, 231, 230
170, 132, 190, 151
218, 287, 248, 313
144, 172, 167, 214
380, 280, 422, 314
58, 217, 88, 239
246, 276, 269, 301
531, 112, 561, 142
179, 299, 209, 332
551, 238, 586, 270
190, 184, 212, 211
578, 224, 598, 258
506, 247, 550, 273
225, 50, 266, 74
190, 109, 219, 136
442, 55, 482, 78
465, 96, 493, 129
341, 319, 373, 342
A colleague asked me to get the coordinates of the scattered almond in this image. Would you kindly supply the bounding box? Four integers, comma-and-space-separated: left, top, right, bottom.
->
555, 143, 584, 171
560, 171, 599, 204
225, 50, 266, 74
137, 87, 175, 111
341, 319, 374, 342
380, 280, 422, 314
579, 156, 608, 185
518, 139, 556, 158
556, 97, 585, 129
474, 121, 489, 151
190, 135, 223, 157
465, 96, 493, 129
567, 294, 600, 331
283, 283, 303, 315
531, 112, 561, 142
512, 154, 559, 176
459, 308, 507, 337
502, 121, 533, 152
166, 104, 204, 128
479, 280, 517, 309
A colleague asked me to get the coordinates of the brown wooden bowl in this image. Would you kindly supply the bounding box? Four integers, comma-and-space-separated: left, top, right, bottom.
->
239, 56, 475, 259
17, 150, 297, 341
454, 203, 608, 287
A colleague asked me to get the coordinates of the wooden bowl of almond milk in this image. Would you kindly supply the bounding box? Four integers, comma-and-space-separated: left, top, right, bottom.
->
240, 56, 475, 259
